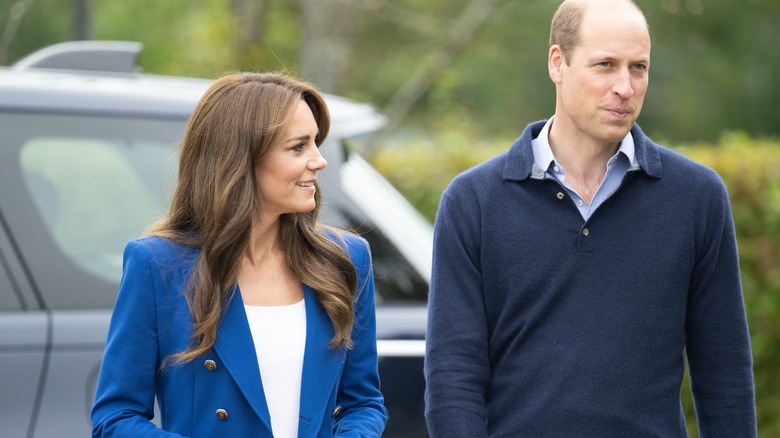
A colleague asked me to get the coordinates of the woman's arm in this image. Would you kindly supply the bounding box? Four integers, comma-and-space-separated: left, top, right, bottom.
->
333, 236, 388, 437
91, 239, 185, 438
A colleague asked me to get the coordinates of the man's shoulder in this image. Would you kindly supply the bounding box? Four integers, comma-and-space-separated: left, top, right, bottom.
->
633, 126, 724, 187
443, 151, 510, 198
652, 142, 726, 188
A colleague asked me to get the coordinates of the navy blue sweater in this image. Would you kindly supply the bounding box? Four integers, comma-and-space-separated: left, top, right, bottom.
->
425, 121, 756, 437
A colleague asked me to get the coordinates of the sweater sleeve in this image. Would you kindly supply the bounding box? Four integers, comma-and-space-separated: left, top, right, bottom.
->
425, 182, 491, 437
91, 240, 185, 438
685, 179, 757, 437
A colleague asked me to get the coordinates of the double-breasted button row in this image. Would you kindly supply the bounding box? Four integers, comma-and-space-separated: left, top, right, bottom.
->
205, 361, 227, 421
204, 361, 228, 420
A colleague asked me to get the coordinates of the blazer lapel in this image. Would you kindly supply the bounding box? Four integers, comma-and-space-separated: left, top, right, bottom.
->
298, 284, 346, 437
212, 288, 273, 431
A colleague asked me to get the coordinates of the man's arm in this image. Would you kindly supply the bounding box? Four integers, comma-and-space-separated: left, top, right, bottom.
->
425, 184, 491, 437
686, 179, 757, 437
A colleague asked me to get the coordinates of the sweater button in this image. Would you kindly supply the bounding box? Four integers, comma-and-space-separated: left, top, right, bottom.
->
216, 409, 229, 421
582, 228, 590, 236
556, 192, 565, 200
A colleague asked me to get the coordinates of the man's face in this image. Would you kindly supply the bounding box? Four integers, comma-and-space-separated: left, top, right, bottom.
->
550, 2, 651, 146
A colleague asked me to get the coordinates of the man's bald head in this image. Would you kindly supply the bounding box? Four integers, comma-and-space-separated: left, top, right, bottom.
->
550, 0, 649, 64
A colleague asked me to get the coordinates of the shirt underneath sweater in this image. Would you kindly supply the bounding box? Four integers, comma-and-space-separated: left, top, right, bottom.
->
424, 121, 756, 437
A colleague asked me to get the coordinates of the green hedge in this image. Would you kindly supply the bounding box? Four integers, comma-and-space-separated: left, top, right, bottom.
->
680, 133, 780, 436
370, 131, 780, 436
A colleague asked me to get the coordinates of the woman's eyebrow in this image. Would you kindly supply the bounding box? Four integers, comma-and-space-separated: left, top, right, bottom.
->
286, 134, 313, 143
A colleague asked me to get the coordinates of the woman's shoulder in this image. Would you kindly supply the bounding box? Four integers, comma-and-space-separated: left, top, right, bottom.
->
124, 235, 200, 268
320, 227, 369, 254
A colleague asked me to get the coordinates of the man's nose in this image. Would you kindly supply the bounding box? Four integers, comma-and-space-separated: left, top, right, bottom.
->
612, 69, 635, 98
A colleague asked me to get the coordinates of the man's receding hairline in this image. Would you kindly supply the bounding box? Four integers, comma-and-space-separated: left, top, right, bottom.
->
550, 0, 649, 60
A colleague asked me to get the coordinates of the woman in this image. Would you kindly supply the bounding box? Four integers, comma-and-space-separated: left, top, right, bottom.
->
91, 72, 388, 437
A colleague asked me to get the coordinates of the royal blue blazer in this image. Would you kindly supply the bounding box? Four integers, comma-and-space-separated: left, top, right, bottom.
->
91, 234, 387, 437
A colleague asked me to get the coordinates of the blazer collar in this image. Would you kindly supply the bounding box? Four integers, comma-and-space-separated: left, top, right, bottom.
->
212, 287, 273, 433
298, 285, 346, 436
212, 284, 345, 437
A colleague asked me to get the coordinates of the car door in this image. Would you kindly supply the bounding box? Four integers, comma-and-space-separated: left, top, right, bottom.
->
0, 111, 185, 437
0, 224, 48, 438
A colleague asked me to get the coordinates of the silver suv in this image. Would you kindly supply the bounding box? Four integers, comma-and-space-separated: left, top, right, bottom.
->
0, 41, 429, 438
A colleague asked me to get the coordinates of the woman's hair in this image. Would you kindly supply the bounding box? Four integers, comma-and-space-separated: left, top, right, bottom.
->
148, 72, 358, 365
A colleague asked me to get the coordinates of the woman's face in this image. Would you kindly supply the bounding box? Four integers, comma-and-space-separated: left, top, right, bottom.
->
255, 99, 327, 220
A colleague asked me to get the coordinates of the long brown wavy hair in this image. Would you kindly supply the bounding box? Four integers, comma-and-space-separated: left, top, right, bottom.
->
148, 72, 358, 365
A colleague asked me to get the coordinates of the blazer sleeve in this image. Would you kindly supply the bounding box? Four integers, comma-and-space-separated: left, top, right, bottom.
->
332, 236, 389, 437
91, 240, 185, 438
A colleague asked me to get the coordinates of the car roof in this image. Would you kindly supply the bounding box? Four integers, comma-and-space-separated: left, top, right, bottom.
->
0, 41, 386, 136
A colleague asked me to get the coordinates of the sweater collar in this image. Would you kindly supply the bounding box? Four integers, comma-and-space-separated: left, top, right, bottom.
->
503, 120, 663, 182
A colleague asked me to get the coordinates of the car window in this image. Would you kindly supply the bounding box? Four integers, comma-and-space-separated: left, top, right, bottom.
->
0, 112, 182, 309
20, 138, 174, 283
1, 110, 429, 310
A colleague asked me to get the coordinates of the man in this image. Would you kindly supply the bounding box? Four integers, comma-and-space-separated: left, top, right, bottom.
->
424, 0, 757, 436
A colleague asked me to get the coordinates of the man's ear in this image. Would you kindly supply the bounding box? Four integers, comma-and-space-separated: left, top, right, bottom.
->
548, 45, 565, 84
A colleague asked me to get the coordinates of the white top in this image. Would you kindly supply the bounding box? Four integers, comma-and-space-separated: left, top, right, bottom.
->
244, 299, 306, 438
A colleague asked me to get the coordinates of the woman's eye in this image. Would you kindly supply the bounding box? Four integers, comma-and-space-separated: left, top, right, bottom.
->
292, 143, 305, 152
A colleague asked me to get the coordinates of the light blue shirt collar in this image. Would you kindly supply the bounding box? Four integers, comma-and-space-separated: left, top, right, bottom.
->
531, 117, 636, 221
531, 116, 636, 173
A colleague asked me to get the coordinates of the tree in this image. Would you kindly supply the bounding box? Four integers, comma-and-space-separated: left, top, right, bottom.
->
299, 0, 355, 93
231, 0, 267, 49
74, 0, 90, 40
380, 0, 507, 130
0, 0, 34, 64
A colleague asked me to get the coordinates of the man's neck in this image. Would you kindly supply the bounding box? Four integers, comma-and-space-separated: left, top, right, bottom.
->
548, 119, 621, 203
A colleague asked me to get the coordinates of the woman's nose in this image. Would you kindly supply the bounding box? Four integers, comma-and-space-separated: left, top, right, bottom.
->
309, 146, 327, 170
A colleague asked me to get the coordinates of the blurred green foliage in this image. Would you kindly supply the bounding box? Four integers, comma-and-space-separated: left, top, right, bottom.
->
681, 134, 780, 437
1, 0, 778, 143
2, 0, 778, 433
371, 130, 780, 436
